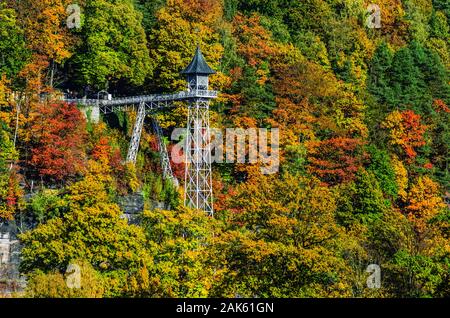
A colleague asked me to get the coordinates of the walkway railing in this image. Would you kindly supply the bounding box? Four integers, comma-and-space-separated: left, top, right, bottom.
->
64, 89, 218, 107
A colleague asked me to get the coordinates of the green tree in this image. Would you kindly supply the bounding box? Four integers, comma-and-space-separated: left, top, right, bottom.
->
367, 177, 449, 297
26, 189, 67, 224
235, 65, 276, 120
429, 100, 450, 187
367, 42, 394, 109
25, 260, 105, 298
0, 123, 20, 220
0, 3, 30, 80
409, 42, 449, 109
213, 173, 354, 297
432, 0, 450, 19
141, 207, 222, 297
147, 0, 225, 91
134, 0, 166, 33
372, 42, 449, 115
71, 0, 151, 90
390, 45, 428, 111
429, 10, 449, 39
366, 145, 399, 198
19, 161, 154, 297
335, 170, 388, 227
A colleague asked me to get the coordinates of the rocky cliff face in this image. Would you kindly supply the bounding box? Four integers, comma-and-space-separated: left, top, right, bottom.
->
0, 222, 24, 296
118, 193, 168, 224
0, 223, 19, 266
118, 193, 145, 225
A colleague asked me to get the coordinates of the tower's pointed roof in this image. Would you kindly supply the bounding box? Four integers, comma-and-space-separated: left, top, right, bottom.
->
181, 46, 216, 75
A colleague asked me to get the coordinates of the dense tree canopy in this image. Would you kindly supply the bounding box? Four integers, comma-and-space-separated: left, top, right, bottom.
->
70, 0, 152, 90
0, 0, 448, 298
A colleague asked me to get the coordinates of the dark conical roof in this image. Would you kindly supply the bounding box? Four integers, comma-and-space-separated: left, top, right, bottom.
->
181, 46, 216, 75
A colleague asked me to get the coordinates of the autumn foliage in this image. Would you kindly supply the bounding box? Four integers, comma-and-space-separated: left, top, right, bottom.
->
30, 102, 87, 181
0, 0, 448, 299
382, 110, 427, 161
307, 137, 366, 185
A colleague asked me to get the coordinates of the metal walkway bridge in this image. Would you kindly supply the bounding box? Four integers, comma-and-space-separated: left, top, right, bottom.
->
65, 89, 218, 113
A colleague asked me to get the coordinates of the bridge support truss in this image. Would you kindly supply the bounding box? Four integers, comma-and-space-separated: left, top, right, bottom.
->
126, 101, 146, 164
151, 117, 179, 188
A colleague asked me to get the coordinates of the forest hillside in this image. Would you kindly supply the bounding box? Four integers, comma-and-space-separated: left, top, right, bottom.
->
0, 0, 449, 297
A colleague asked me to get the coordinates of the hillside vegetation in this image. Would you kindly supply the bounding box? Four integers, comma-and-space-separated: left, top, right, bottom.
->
0, 0, 449, 297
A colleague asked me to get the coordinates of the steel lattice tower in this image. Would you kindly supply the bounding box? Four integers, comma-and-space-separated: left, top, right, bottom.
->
182, 47, 216, 216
